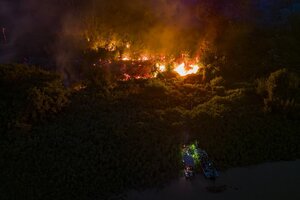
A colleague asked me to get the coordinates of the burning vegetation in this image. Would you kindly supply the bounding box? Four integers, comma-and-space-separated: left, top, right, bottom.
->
79, 0, 211, 82
1, 0, 225, 82
90, 49, 204, 81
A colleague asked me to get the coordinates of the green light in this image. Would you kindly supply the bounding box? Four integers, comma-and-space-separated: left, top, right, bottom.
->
190, 144, 196, 152
182, 141, 204, 170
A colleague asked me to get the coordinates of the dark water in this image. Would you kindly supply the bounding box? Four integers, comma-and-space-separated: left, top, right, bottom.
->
128, 160, 300, 200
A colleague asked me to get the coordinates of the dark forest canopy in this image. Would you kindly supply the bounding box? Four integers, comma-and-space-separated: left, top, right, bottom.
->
0, 63, 299, 199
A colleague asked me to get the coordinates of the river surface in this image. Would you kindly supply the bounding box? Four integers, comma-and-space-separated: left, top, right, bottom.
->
128, 160, 300, 200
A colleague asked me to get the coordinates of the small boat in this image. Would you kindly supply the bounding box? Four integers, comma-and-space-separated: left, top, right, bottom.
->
182, 143, 219, 179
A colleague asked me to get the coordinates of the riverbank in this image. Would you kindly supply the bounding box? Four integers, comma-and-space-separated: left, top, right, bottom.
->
128, 160, 300, 200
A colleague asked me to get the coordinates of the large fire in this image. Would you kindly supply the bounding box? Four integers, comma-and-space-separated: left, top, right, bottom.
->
87, 39, 203, 79
122, 56, 130, 61
119, 58, 201, 80
119, 53, 201, 78
174, 63, 200, 76
156, 63, 166, 72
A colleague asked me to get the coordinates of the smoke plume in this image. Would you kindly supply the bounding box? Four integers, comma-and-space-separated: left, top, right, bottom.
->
1, 0, 297, 80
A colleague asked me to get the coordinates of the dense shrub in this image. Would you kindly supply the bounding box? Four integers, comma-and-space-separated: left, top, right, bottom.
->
256, 69, 300, 115
189, 85, 299, 168
210, 76, 225, 88
191, 88, 245, 119
85, 65, 112, 91
145, 79, 168, 94
1, 65, 299, 199
0, 64, 69, 131
255, 78, 267, 97
266, 69, 299, 101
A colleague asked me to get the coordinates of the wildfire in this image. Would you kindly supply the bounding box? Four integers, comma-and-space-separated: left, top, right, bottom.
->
122, 73, 152, 81
122, 55, 131, 61
90, 41, 202, 79
121, 54, 150, 61
86, 34, 206, 81
156, 63, 166, 72
174, 63, 200, 76
138, 56, 150, 61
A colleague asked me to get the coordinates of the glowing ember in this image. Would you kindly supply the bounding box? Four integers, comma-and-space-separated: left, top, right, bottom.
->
122, 55, 131, 61
138, 56, 149, 61
156, 63, 166, 72
174, 63, 200, 76
73, 84, 87, 91
123, 73, 131, 80
122, 73, 152, 81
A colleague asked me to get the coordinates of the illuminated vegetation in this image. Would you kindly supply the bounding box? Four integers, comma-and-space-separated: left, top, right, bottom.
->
1, 63, 299, 199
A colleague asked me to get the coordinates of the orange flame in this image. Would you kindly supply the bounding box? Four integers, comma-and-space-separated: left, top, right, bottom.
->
156, 63, 166, 72
174, 63, 200, 76
122, 55, 131, 61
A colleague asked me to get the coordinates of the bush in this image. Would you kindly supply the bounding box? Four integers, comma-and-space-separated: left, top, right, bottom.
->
190, 89, 244, 119
210, 76, 225, 88
144, 79, 168, 94
255, 78, 267, 97
264, 69, 299, 114
1, 64, 299, 199
27, 84, 69, 120
0, 64, 69, 130
85, 66, 112, 92
267, 69, 291, 100
214, 86, 226, 96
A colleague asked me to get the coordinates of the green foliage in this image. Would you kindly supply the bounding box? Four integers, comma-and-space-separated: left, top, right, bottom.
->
210, 76, 225, 88
209, 76, 226, 95
1, 66, 299, 199
27, 83, 69, 121
85, 66, 112, 91
203, 64, 221, 82
144, 79, 168, 94
266, 68, 298, 101
0, 64, 69, 131
189, 85, 299, 169
255, 78, 267, 97
256, 69, 300, 115
191, 88, 244, 119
